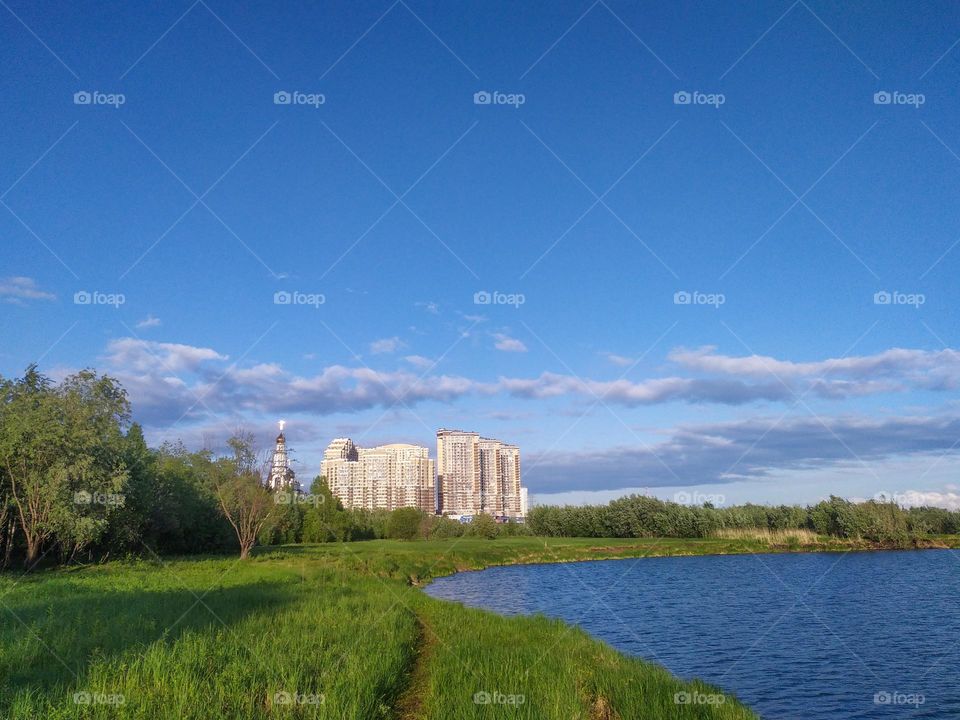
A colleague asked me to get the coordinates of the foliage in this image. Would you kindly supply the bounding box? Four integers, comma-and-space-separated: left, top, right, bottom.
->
0, 367, 130, 566
215, 475, 275, 558
528, 493, 958, 546
465, 513, 499, 539
386, 507, 424, 540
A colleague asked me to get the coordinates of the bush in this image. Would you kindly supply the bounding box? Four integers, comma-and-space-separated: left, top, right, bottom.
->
428, 516, 464, 539
467, 513, 499, 539
386, 507, 424, 540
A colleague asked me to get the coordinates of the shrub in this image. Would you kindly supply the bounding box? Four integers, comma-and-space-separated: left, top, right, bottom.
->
467, 513, 499, 539
386, 507, 424, 540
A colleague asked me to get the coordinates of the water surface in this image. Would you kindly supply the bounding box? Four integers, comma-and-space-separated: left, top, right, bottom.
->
426, 550, 960, 718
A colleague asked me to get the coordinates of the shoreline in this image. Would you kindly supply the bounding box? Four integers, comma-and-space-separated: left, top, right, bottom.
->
5, 537, 954, 718
408, 534, 959, 587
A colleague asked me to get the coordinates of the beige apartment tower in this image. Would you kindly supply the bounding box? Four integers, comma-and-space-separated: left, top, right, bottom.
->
321, 439, 435, 512
438, 429, 524, 518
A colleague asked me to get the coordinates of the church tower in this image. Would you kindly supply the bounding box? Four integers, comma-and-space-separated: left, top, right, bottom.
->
269, 420, 299, 491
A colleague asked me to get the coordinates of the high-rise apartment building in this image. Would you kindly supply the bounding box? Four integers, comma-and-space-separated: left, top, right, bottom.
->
438, 429, 525, 518
437, 429, 480, 516
321, 439, 435, 512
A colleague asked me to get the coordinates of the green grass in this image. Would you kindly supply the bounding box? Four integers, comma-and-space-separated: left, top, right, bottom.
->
4, 534, 924, 719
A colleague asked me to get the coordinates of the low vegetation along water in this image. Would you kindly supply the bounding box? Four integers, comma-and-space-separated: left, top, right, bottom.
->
0, 539, 765, 719
426, 549, 960, 719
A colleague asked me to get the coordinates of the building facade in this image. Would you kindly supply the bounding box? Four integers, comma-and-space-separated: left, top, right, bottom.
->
438, 429, 525, 518
437, 429, 481, 516
321, 439, 435, 512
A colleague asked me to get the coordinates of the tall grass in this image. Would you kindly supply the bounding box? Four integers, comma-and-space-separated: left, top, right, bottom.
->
712, 527, 821, 545
0, 538, 768, 719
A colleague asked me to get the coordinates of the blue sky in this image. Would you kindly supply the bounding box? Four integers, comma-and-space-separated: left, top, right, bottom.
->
2, 0, 960, 507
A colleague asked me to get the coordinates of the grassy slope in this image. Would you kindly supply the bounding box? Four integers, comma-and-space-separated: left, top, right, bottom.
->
3, 535, 948, 719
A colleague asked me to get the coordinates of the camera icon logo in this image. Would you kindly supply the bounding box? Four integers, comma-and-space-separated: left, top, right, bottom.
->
274, 91, 292, 105
74, 290, 91, 305
873, 91, 892, 105
274, 291, 292, 305
873, 290, 891, 305
73, 691, 93, 705
874, 691, 892, 705
274, 691, 292, 705
73, 91, 92, 105
673, 290, 691, 305
74, 490, 92, 505
473, 290, 492, 305
473, 691, 492, 704
673, 91, 691, 105
474, 91, 492, 105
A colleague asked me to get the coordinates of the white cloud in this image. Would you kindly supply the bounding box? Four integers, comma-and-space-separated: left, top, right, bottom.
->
669, 345, 960, 389
493, 333, 527, 353
0, 276, 55, 304
602, 352, 634, 367
499, 372, 787, 405
370, 337, 406, 354
97, 337, 960, 429
136, 314, 162, 329
404, 355, 434, 369
104, 338, 227, 374
871, 489, 960, 510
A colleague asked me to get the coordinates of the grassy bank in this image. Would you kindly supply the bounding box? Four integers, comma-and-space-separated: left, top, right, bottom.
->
1, 535, 952, 719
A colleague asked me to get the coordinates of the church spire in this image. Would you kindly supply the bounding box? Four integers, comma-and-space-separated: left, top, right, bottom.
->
269, 420, 298, 491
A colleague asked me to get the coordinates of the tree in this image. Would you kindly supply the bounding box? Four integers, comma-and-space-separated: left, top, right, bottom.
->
386, 507, 423, 540
214, 433, 276, 559
215, 475, 275, 558
467, 513, 500, 539
0, 367, 129, 566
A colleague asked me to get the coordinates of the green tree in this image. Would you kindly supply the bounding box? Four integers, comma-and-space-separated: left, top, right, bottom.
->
0, 367, 130, 566
386, 507, 423, 540
467, 513, 500, 539
214, 433, 276, 559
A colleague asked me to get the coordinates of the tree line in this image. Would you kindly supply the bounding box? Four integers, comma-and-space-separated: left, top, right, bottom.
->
526, 493, 960, 545
1, 366, 957, 568
0, 366, 529, 568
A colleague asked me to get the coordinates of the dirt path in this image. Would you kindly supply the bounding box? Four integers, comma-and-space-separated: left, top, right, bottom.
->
393, 614, 437, 720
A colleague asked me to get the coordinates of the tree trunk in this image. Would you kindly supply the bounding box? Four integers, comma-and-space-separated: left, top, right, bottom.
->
24, 535, 39, 568
2, 518, 15, 570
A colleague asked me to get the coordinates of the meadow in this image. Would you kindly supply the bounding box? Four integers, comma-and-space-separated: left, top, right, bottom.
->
0, 537, 804, 720
6, 535, 958, 718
